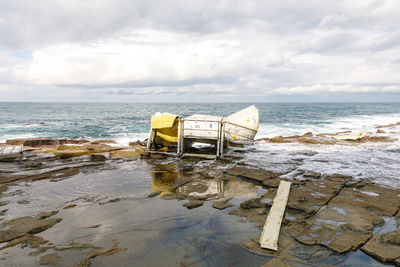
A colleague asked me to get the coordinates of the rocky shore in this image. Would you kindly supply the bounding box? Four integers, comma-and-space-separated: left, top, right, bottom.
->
0, 135, 400, 266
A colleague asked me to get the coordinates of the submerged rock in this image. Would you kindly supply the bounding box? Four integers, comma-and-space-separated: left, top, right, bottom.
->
230, 198, 269, 227
34, 210, 58, 220
240, 198, 266, 209
0, 235, 48, 251
212, 197, 234, 210
99, 198, 120, 205
0, 213, 62, 243
72, 240, 126, 267
62, 204, 77, 209
183, 199, 204, 209
39, 253, 61, 266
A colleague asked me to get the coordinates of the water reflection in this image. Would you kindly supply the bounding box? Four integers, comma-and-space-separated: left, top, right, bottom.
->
151, 164, 258, 199
152, 169, 179, 196
222, 179, 258, 198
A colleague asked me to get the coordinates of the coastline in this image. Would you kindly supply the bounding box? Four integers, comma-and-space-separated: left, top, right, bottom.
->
0, 132, 399, 266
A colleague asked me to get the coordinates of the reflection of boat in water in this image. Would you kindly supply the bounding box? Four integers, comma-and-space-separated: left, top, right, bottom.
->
147, 106, 259, 159
222, 179, 258, 199
151, 166, 258, 199
151, 168, 179, 196
176, 178, 258, 199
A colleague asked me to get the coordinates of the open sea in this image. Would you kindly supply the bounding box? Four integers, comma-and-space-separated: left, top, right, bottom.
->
1, 102, 400, 187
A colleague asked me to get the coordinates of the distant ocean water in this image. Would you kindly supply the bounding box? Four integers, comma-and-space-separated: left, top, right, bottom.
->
1, 102, 400, 187
1, 102, 400, 144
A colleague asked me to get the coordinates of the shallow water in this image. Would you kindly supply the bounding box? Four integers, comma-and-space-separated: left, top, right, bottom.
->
0, 160, 270, 266
1, 158, 396, 266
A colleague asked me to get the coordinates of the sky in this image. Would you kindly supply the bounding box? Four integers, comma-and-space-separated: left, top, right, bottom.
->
0, 0, 400, 102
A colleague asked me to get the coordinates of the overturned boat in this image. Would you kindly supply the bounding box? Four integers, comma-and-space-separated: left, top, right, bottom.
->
146, 105, 259, 159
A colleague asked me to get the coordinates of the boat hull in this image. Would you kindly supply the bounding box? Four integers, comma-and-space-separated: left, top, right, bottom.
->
182, 115, 223, 140
224, 122, 258, 145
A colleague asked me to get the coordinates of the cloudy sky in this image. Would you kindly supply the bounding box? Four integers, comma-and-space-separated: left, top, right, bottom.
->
1, 0, 400, 102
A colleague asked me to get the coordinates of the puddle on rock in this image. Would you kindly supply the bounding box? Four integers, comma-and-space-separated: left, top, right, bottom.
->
0, 161, 269, 266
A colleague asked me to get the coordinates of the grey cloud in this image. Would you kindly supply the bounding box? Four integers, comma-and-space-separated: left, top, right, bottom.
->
56, 76, 237, 89
369, 34, 400, 51
298, 32, 360, 54
2, 1, 397, 49
1, 0, 400, 102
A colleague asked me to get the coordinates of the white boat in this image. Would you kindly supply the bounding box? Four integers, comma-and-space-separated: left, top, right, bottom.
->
183, 105, 259, 145
223, 105, 259, 145
147, 105, 260, 158
183, 115, 223, 141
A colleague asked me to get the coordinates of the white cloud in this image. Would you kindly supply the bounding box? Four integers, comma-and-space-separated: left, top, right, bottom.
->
1, 0, 400, 101
16, 30, 244, 87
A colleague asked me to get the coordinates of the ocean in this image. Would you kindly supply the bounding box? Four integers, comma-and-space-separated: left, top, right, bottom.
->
1, 102, 400, 187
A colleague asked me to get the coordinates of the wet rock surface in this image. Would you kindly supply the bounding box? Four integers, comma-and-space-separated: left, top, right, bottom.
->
1, 137, 400, 266
39, 253, 61, 266
220, 165, 400, 265
0, 211, 61, 243
361, 214, 400, 264
183, 199, 204, 209
224, 167, 279, 184
212, 197, 234, 210
256, 131, 397, 145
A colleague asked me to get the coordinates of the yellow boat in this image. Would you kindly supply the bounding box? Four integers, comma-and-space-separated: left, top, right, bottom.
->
147, 113, 180, 150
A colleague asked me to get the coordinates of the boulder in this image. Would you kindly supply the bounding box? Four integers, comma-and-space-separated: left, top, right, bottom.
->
183, 200, 204, 209
212, 197, 234, 210
229, 206, 267, 227
240, 198, 265, 209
